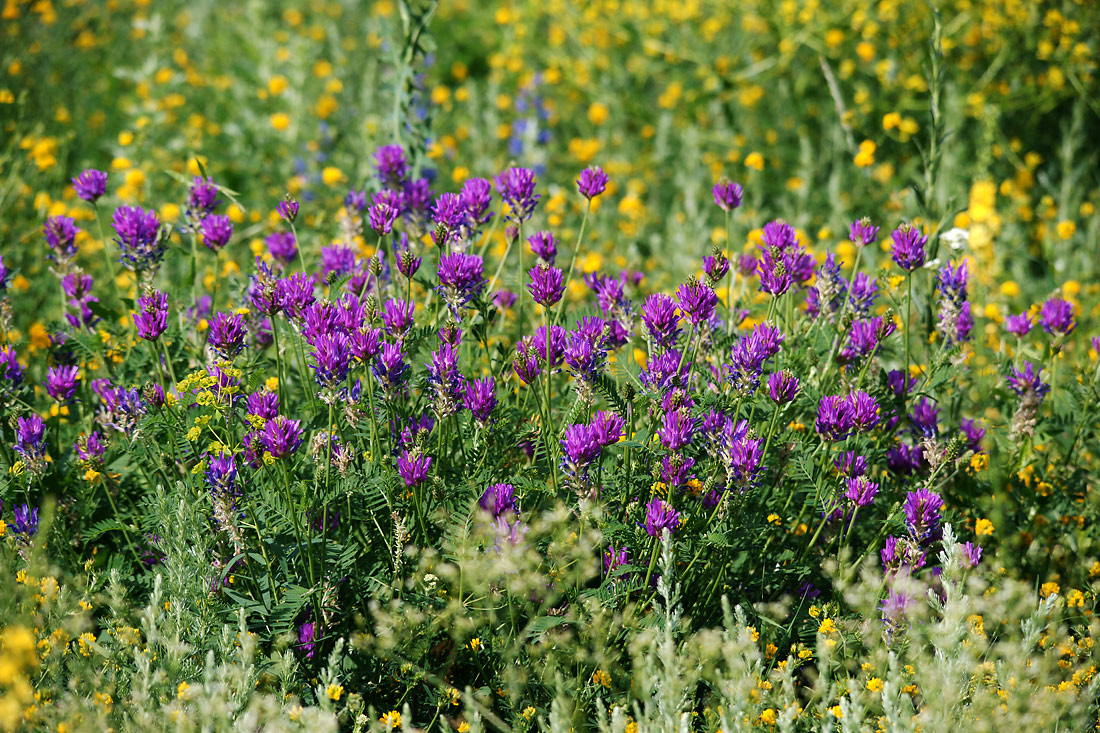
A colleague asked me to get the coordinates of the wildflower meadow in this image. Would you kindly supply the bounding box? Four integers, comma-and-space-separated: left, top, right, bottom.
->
2, 0, 1100, 730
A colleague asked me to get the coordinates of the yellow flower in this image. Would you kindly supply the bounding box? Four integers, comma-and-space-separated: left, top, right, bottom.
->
744, 151, 764, 171
866, 677, 884, 692
854, 140, 876, 167
270, 113, 290, 131
326, 683, 344, 701
883, 112, 901, 130
970, 454, 989, 472
759, 708, 777, 725
1056, 220, 1076, 239
380, 710, 402, 728
975, 518, 994, 536
828, 704, 842, 718
587, 102, 610, 125
268, 75, 289, 96
1040, 582, 1060, 598
592, 669, 611, 688
767, 513, 781, 525
322, 166, 345, 186
817, 618, 837, 635
177, 682, 191, 699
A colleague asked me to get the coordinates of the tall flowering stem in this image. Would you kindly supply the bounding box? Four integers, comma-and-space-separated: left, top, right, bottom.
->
91, 202, 124, 309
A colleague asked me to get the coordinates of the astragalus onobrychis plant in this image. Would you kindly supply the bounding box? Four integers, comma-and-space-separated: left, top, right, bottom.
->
3, 138, 1100, 730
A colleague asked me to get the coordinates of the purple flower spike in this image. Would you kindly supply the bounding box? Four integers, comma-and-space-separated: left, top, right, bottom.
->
464, 376, 497, 423
903, 488, 943, 544
712, 179, 743, 212
45, 365, 80, 402
437, 252, 486, 313
644, 498, 681, 537
527, 264, 565, 307
15, 414, 47, 462
369, 190, 402, 235
577, 166, 609, 199
890, 223, 927, 272
642, 293, 682, 350
261, 416, 303, 458
397, 449, 432, 486
496, 166, 539, 223
848, 217, 879, 247
207, 311, 248, 359
375, 144, 408, 186
44, 215, 81, 261
816, 395, 855, 440
560, 423, 603, 480
196, 214, 231, 251
528, 231, 558, 265
1039, 297, 1075, 336
1004, 312, 1033, 337
658, 410, 696, 451
675, 279, 718, 325
1006, 361, 1049, 399
479, 483, 517, 517
12, 504, 39, 537
960, 541, 982, 569
133, 290, 168, 341
187, 177, 222, 217
591, 410, 625, 447
848, 391, 880, 432
767, 370, 800, 405
309, 332, 353, 389
72, 169, 108, 202
266, 231, 298, 265
844, 476, 879, 507
277, 198, 299, 223
112, 205, 164, 273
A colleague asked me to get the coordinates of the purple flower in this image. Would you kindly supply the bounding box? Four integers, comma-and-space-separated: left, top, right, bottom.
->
513, 339, 541, 385
375, 144, 408, 186
432, 192, 465, 234
437, 252, 486, 313
460, 178, 494, 236
112, 205, 164, 273
74, 431, 107, 462
642, 293, 681, 349
1039, 297, 1075, 336
816, 395, 854, 440
261, 417, 303, 458
576, 166, 609, 199
1006, 361, 1049, 398
381, 299, 416, 339
298, 622, 317, 659
45, 365, 80, 402
848, 391, 880, 432
310, 332, 353, 389
14, 414, 46, 460
658, 410, 696, 452
532, 325, 568, 369
72, 169, 108, 202
397, 247, 421, 279
560, 423, 603, 479
266, 231, 298, 265
494, 290, 518, 310
527, 263, 564, 307
702, 253, 729, 283
200, 214, 233, 250
767, 370, 800, 405
464, 376, 497, 423
426, 342, 465, 417
276, 272, 316, 317
959, 418, 985, 453
207, 312, 247, 359
12, 504, 39, 537
246, 391, 280, 420
886, 442, 924, 476
835, 451, 867, 477
591, 410, 625, 446
496, 166, 539, 223
528, 231, 557, 265
887, 369, 916, 399
729, 436, 764, 486
848, 273, 878, 316
369, 191, 401, 235
848, 217, 879, 247
373, 342, 409, 400
206, 452, 237, 497
1004, 312, 1033, 337
640, 349, 689, 393
44, 215, 80, 261
321, 245, 357, 278
187, 177, 222, 218
479, 483, 517, 517
675, 279, 718, 325
736, 253, 758, 276
960, 541, 982, 569
903, 489, 943, 543
890, 223, 927, 272
910, 398, 939, 437
344, 189, 368, 212
726, 322, 784, 394
644, 498, 680, 537
133, 290, 168, 341
277, 198, 299, 223
844, 476, 879, 507
397, 449, 432, 486
712, 179, 743, 212
603, 546, 631, 579
1, 347, 23, 388
564, 317, 609, 390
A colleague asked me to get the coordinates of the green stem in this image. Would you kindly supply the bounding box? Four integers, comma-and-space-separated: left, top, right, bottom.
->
555, 198, 592, 327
